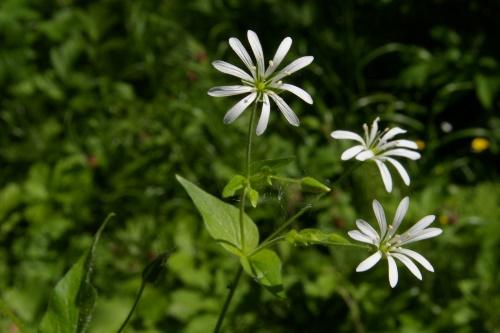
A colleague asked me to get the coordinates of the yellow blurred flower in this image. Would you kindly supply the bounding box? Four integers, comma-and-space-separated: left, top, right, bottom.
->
415, 140, 426, 150
471, 137, 490, 153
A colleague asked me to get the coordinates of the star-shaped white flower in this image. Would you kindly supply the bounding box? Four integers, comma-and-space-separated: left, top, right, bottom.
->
331, 117, 421, 192
348, 197, 442, 288
208, 30, 314, 135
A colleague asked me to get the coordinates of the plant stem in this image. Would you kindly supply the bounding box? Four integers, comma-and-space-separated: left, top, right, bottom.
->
213, 266, 243, 333
116, 281, 146, 333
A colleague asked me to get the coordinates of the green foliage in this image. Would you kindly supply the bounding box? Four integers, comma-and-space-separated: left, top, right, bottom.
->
240, 249, 284, 298
38, 214, 114, 333
176, 175, 259, 256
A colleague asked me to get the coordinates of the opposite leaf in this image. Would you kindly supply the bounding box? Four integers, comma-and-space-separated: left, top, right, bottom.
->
176, 175, 259, 256
240, 249, 284, 298
38, 213, 114, 333
222, 175, 247, 198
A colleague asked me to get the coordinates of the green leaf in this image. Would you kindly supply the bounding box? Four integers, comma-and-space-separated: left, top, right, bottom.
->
248, 188, 259, 208
286, 229, 350, 247
240, 249, 284, 298
176, 175, 259, 256
38, 213, 115, 333
222, 175, 247, 198
300, 177, 331, 193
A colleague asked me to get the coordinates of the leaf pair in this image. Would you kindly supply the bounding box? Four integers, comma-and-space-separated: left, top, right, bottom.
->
177, 175, 283, 297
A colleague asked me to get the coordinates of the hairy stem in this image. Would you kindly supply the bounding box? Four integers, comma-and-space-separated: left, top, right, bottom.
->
213, 266, 243, 333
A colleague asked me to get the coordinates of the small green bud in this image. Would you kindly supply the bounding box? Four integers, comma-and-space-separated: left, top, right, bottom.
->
222, 175, 247, 198
300, 177, 331, 193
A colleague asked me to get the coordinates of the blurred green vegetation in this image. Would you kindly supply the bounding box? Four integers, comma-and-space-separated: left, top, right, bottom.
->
1, 0, 499, 332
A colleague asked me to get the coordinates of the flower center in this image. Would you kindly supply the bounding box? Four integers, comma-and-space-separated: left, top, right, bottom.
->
256, 81, 267, 92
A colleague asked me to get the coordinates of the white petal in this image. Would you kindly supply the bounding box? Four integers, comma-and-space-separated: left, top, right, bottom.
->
223, 92, 257, 124
348, 230, 375, 244
375, 160, 393, 193
368, 117, 380, 146
372, 199, 387, 237
392, 253, 422, 280
400, 228, 442, 245
382, 148, 421, 160
378, 139, 419, 151
271, 56, 314, 82
212, 60, 253, 82
267, 91, 299, 126
277, 83, 313, 104
356, 251, 382, 272
356, 219, 380, 241
380, 127, 406, 142
208, 85, 254, 97
355, 150, 375, 161
394, 248, 434, 272
265, 37, 292, 77
387, 197, 409, 238
385, 157, 410, 186
341, 145, 365, 160
256, 94, 270, 136
406, 215, 436, 234
228, 37, 256, 78
247, 30, 265, 77
330, 130, 365, 144
387, 255, 399, 288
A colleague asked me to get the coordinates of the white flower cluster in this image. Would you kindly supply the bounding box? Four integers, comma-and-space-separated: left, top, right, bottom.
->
208, 30, 442, 288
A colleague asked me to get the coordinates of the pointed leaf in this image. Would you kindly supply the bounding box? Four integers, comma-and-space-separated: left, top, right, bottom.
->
248, 188, 259, 208
300, 177, 331, 193
176, 175, 259, 255
240, 249, 284, 298
222, 175, 247, 198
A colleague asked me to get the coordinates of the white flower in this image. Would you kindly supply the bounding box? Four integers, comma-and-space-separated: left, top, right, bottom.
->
348, 197, 442, 288
331, 117, 421, 192
208, 30, 314, 135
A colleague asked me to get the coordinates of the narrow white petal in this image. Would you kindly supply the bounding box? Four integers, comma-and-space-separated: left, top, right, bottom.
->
348, 230, 376, 244
267, 91, 299, 126
375, 160, 393, 193
223, 92, 257, 124
378, 139, 418, 151
372, 199, 387, 237
356, 219, 380, 241
208, 85, 254, 97
265, 37, 292, 77
382, 148, 421, 160
356, 251, 382, 272
395, 248, 434, 272
385, 157, 410, 186
256, 94, 270, 136
387, 255, 399, 288
355, 150, 375, 161
387, 197, 409, 238
271, 56, 314, 82
212, 60, 253, 82
228, 37, 256, 78
341, 145, 365, 160
392, 253, 422, 280
330, 130, 365, 144
247, 30, 265, 77
380, 127, 406, 142
400, 228, 443, 245
277, 83, 313, 104
369, 117, 380, 146
406, 215, 436, 234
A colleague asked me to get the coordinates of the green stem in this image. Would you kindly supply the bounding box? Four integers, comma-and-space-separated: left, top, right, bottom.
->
213, 266, 243, 333
116, 281, 146, 333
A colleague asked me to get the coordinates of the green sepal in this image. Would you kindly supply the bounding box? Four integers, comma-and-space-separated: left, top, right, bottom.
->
222, 175, 247, 198
240, 249, 285, 298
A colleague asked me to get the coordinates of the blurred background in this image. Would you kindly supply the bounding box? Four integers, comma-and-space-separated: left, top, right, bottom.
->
1, 0, 499, 332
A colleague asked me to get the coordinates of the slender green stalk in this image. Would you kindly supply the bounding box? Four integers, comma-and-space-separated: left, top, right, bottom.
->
214, 103, 258, 333
116, 281, 146, 333
212, 266, 243, 333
